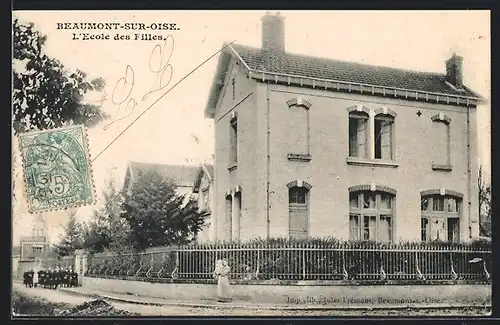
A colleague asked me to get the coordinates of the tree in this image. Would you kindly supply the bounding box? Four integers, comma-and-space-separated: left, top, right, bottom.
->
12, 19, 108, 134
121, 170, 205, 250
12, 19, 108, 206
81, 210, 112, 254
81, 175, 132, 253
478, 166, 492, 237
54, 211, 84, 257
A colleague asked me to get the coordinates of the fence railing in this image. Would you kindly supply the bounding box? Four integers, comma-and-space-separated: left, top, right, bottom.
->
84, 242, 492, 282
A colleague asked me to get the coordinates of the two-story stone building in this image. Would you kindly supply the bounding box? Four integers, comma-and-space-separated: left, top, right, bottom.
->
204, 12, 485, 243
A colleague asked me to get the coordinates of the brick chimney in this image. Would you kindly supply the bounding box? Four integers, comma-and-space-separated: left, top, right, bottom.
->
445, 53, 464, 90
261, 12, 285, 53
261, 12, 285, 71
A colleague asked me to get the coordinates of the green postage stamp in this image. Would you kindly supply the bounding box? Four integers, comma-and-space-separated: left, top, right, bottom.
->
19, 125, 95, 213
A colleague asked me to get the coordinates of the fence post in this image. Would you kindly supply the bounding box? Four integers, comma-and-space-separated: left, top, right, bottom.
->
74, 249, 86, 286
302, 244, 306, 280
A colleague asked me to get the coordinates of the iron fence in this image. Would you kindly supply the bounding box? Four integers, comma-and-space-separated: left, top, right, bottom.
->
85, 242, 492, 282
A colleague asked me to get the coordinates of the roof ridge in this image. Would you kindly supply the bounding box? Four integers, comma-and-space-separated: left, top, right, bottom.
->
129, 161, 199, 169
231, 43, 445, 77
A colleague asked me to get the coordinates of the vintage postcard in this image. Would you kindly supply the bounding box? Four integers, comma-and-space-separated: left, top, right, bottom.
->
12, 10, 491, 317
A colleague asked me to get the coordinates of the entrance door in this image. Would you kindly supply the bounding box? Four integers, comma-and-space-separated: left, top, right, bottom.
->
289, 187, 309, 239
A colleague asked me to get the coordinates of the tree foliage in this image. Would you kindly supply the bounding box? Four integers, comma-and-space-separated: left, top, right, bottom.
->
121, 170, 205, 250
81, 210, 112, 254
81, 176, 131, 254
54, 211, 84, 257
12, 19, 108, 135
478, 166, 491, 237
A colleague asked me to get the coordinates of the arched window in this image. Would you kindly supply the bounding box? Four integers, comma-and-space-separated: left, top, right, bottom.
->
288, 184, 311, 239
349, 189, 395, 242
374, 114, 394, 160
348, 111, 369, 158
421, 192, 461, 242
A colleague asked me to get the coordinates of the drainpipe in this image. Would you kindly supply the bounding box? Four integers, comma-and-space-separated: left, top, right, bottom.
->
266, 85, 271, 238
466, 106, 472, 240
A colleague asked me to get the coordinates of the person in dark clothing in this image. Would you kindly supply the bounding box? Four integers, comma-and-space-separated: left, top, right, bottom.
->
28, 270, 34, 288
39, 269, 47, 288
38, 269, 45, 288
62, 269, 70, 287
23, 271, 31, 288
46, 269, 54, 289
69, 269, 78, 287
54, 268, 62, 289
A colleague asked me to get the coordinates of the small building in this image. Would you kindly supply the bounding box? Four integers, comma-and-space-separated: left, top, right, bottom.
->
19, 214, 50, 261
123, 161, 214, 243
123, 161, 199, 203
204, 12, 485, 243
16, 214, 51, 278
192, 164, 215, 242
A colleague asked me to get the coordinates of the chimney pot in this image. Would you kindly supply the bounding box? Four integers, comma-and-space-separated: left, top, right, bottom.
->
445, 53, 464, 90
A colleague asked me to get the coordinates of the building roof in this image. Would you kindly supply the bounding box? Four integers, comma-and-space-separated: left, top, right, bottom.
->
123, 161, 199, 189
203, 164, 214, 179
205, 43, 484, 118
192, 164, 214, 193
231, 44, 480, 98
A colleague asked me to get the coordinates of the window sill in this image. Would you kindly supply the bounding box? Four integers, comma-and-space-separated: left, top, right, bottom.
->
432, 164, 453, 172
228, 163, 237, 171
346, 157, 399, 168
287, 153, 312, 162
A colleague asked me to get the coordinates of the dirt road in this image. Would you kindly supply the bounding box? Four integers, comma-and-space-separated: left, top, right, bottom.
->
12, 282, 491, 317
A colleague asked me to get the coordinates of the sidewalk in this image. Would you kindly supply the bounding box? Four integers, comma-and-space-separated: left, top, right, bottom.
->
58, 286, 492, 311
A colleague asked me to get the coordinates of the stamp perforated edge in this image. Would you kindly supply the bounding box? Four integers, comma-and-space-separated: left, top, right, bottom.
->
17, 124, 97, 214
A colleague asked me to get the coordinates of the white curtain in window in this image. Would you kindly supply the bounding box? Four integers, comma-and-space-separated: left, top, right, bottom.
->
380, 121, 392, 159
349, 215, 360, 240
357, 119, 366, 157
349, 129, 357, 157
378, 216, 391, 241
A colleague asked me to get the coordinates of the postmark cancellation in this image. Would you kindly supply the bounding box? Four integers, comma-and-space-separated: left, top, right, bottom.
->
18, 125, 95, 213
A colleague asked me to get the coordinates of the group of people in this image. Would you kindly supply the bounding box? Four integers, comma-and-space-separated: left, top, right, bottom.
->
213, 259, 232, 302
22, 268, 79, 289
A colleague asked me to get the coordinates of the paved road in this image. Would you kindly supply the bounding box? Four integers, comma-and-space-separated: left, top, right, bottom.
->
12, 283, 491, 317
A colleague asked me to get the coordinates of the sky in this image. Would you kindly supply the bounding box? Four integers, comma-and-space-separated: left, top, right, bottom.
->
12, 10, 491, 245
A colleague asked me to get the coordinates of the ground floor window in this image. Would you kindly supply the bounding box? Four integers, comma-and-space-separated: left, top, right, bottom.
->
421, 194, 461, 243
349, 190, 394, 242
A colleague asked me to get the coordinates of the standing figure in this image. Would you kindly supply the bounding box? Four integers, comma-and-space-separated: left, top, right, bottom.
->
33, 268, 39, 288
63, 269, 70, 287
47, 269, 54, 289
28, 269, 34, 288
217, 260, 232, 302
23, 271, 30, 288
38, 269, 45, 288
71, 269, 79, 287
